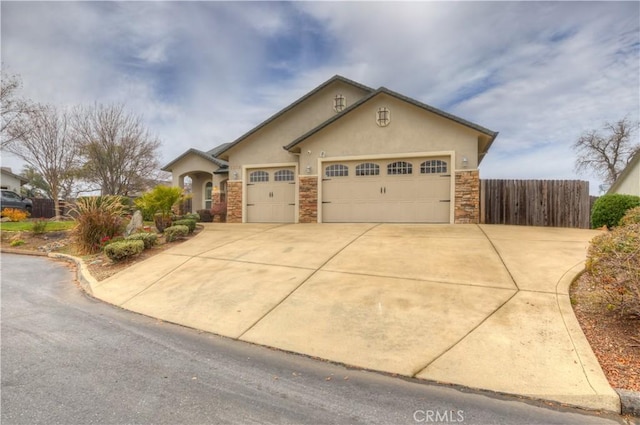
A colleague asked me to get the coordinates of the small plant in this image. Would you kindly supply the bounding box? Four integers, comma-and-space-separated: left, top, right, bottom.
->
197, 209, 212, 222
125, 232, 158, 249
69, 196, 127, 254
184, 212, 200, 222
171, 219, 196, 234
1, 208, 29, 222
164, 225, 188, 242
9, 239, 25, 247
135, 186, 188, 233
103, 240, 145, 262
31, 218, 48, 235
591, 193, 640, 229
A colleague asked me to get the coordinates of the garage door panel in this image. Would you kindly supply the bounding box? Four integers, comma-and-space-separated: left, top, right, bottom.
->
246, 168, 295, 223
322, 157, 451, 223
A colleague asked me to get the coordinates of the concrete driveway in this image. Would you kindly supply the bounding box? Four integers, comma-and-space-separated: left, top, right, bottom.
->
89, 223, 619, 412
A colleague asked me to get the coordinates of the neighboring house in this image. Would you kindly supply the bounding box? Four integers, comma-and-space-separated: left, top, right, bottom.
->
162, 75, 498, 224
0, 167, 28, 193
607, 150, 640, 197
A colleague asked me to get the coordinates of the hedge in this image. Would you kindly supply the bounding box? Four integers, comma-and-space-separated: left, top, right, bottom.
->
125, 232, 158, 249
591, 194, 640, 229
165, 225, 189, 242
104, 240, 144, 262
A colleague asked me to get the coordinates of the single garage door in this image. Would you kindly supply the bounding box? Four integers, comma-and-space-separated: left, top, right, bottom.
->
246, 167, 296, 223
322, 157, 451, 223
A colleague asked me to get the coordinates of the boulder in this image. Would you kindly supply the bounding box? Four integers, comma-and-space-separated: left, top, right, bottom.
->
125, 210, 144, 236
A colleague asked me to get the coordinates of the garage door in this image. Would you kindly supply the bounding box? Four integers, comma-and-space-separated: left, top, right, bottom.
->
322, 157, 451, 223
246, 167, 296, 223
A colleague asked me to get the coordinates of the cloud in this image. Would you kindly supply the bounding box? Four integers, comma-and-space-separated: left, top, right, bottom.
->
1, 1, 638, 194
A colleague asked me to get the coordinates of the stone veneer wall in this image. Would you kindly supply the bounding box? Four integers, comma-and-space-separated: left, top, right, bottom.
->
226, 181, 242, 223
298, 176, 318, 223
454, 170, 480, 224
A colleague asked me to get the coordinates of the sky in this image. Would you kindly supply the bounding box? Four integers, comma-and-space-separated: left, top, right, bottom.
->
1, 1, 639, 195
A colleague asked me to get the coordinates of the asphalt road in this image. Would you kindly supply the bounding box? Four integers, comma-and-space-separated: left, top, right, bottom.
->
0, 253, 625, 425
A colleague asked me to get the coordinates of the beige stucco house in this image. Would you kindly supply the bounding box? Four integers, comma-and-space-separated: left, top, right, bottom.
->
607, 150, 640, 196
162, 75, 498, 224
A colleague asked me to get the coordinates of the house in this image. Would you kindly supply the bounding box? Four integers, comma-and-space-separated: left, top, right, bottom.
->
162, 75, 498, 224
0, 167, 28, 193
607, 150, 640, 196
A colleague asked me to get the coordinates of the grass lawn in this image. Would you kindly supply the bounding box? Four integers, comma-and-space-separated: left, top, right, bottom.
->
0, 220, 76, 232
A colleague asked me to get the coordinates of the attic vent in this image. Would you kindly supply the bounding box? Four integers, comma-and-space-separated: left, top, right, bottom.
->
333, 94, 346, 112
376, 107, 390, 127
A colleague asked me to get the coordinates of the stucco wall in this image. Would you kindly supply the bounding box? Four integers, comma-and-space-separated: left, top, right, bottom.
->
611, 161, 640, 196
294, 94, 481, 175
225, 81, 371, 179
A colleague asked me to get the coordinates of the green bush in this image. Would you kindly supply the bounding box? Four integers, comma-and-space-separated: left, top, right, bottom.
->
134, 186, 186, 233
586, 223, 640, 318
591, 194, 640, 229
620, 206, 640, 226
69, 196, 127, 254
197, 209, 212, 222
125, 232, 158, 249
164, 225, 188, 242
171, 219, 196, 234
184, 213, 200, 222
103, 240, 144, 262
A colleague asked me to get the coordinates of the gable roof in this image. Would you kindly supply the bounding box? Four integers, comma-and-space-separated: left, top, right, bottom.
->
214, 75, 374, 159
283, 86, 499, 163
161, 146, 228, 172
607, 149, 640, 194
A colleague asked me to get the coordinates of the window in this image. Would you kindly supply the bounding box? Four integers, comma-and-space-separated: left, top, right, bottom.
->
325, 164, 349, 177
249, 170, 269, 183
204, 182, 212, 210
376, 107, 390, 127
387, 161, 412, 175
334, 94, 346, 112
355, 163, 380, 176
274, 169, 294, 182
420, 160, 448, 174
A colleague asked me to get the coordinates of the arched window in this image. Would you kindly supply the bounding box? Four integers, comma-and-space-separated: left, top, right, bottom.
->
387, 161, 412, 175
325, 164, 349, 177
204, 182, 212, 210
420, 160, 448, 174
274, 169, 294, 182
355, 163, 380, 176
249, 171, 269, 183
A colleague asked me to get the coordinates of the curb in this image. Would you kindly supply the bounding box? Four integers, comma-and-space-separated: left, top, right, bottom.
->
616, 388, 640, 417
1, 247, 49, 257
48, 252, 97, 295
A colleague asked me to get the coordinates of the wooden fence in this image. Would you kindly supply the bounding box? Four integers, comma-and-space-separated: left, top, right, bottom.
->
480, 179, 591, 229
30, 199, 68, 218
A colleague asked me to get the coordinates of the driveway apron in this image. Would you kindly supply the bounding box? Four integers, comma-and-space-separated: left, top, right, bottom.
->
90, 223, 619, 413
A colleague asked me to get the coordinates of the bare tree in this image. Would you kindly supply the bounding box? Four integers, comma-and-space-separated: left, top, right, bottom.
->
72, 104, 161, 196
1, 71, 35, 149
574, 117, 640, 187
5, 104, 80, 217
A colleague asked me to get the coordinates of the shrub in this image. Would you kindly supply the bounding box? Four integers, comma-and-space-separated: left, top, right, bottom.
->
135, 186, 187, 233
69, 196, 127, 254
184, 212, 200, 222
197, 209, 212, 222
591, 194, 640, 229
103, 240, 144, 262
9, 239, 25, 247
171, 219, 196, 234
164, 225, 188, 242
125, 232, 158, 249
585, 223, 640, 318
31, 218, 48, 235
619, 206, 640, 226
1, 208, 29, 222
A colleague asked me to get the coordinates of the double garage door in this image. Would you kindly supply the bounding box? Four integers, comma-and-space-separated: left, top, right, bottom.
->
322, 157, 451, 223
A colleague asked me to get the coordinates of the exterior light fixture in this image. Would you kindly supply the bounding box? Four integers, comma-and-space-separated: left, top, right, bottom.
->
462, 157, 469, 168
305, 165, 312, 174
233, 171, 239, 179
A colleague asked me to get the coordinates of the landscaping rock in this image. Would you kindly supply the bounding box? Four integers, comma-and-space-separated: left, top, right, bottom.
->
125, 210, 144, 236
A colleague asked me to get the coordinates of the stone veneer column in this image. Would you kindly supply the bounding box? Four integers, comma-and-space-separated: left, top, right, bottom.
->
226, 181, 242, 223
455, 170, 480, 224
298, 176, 318, 223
